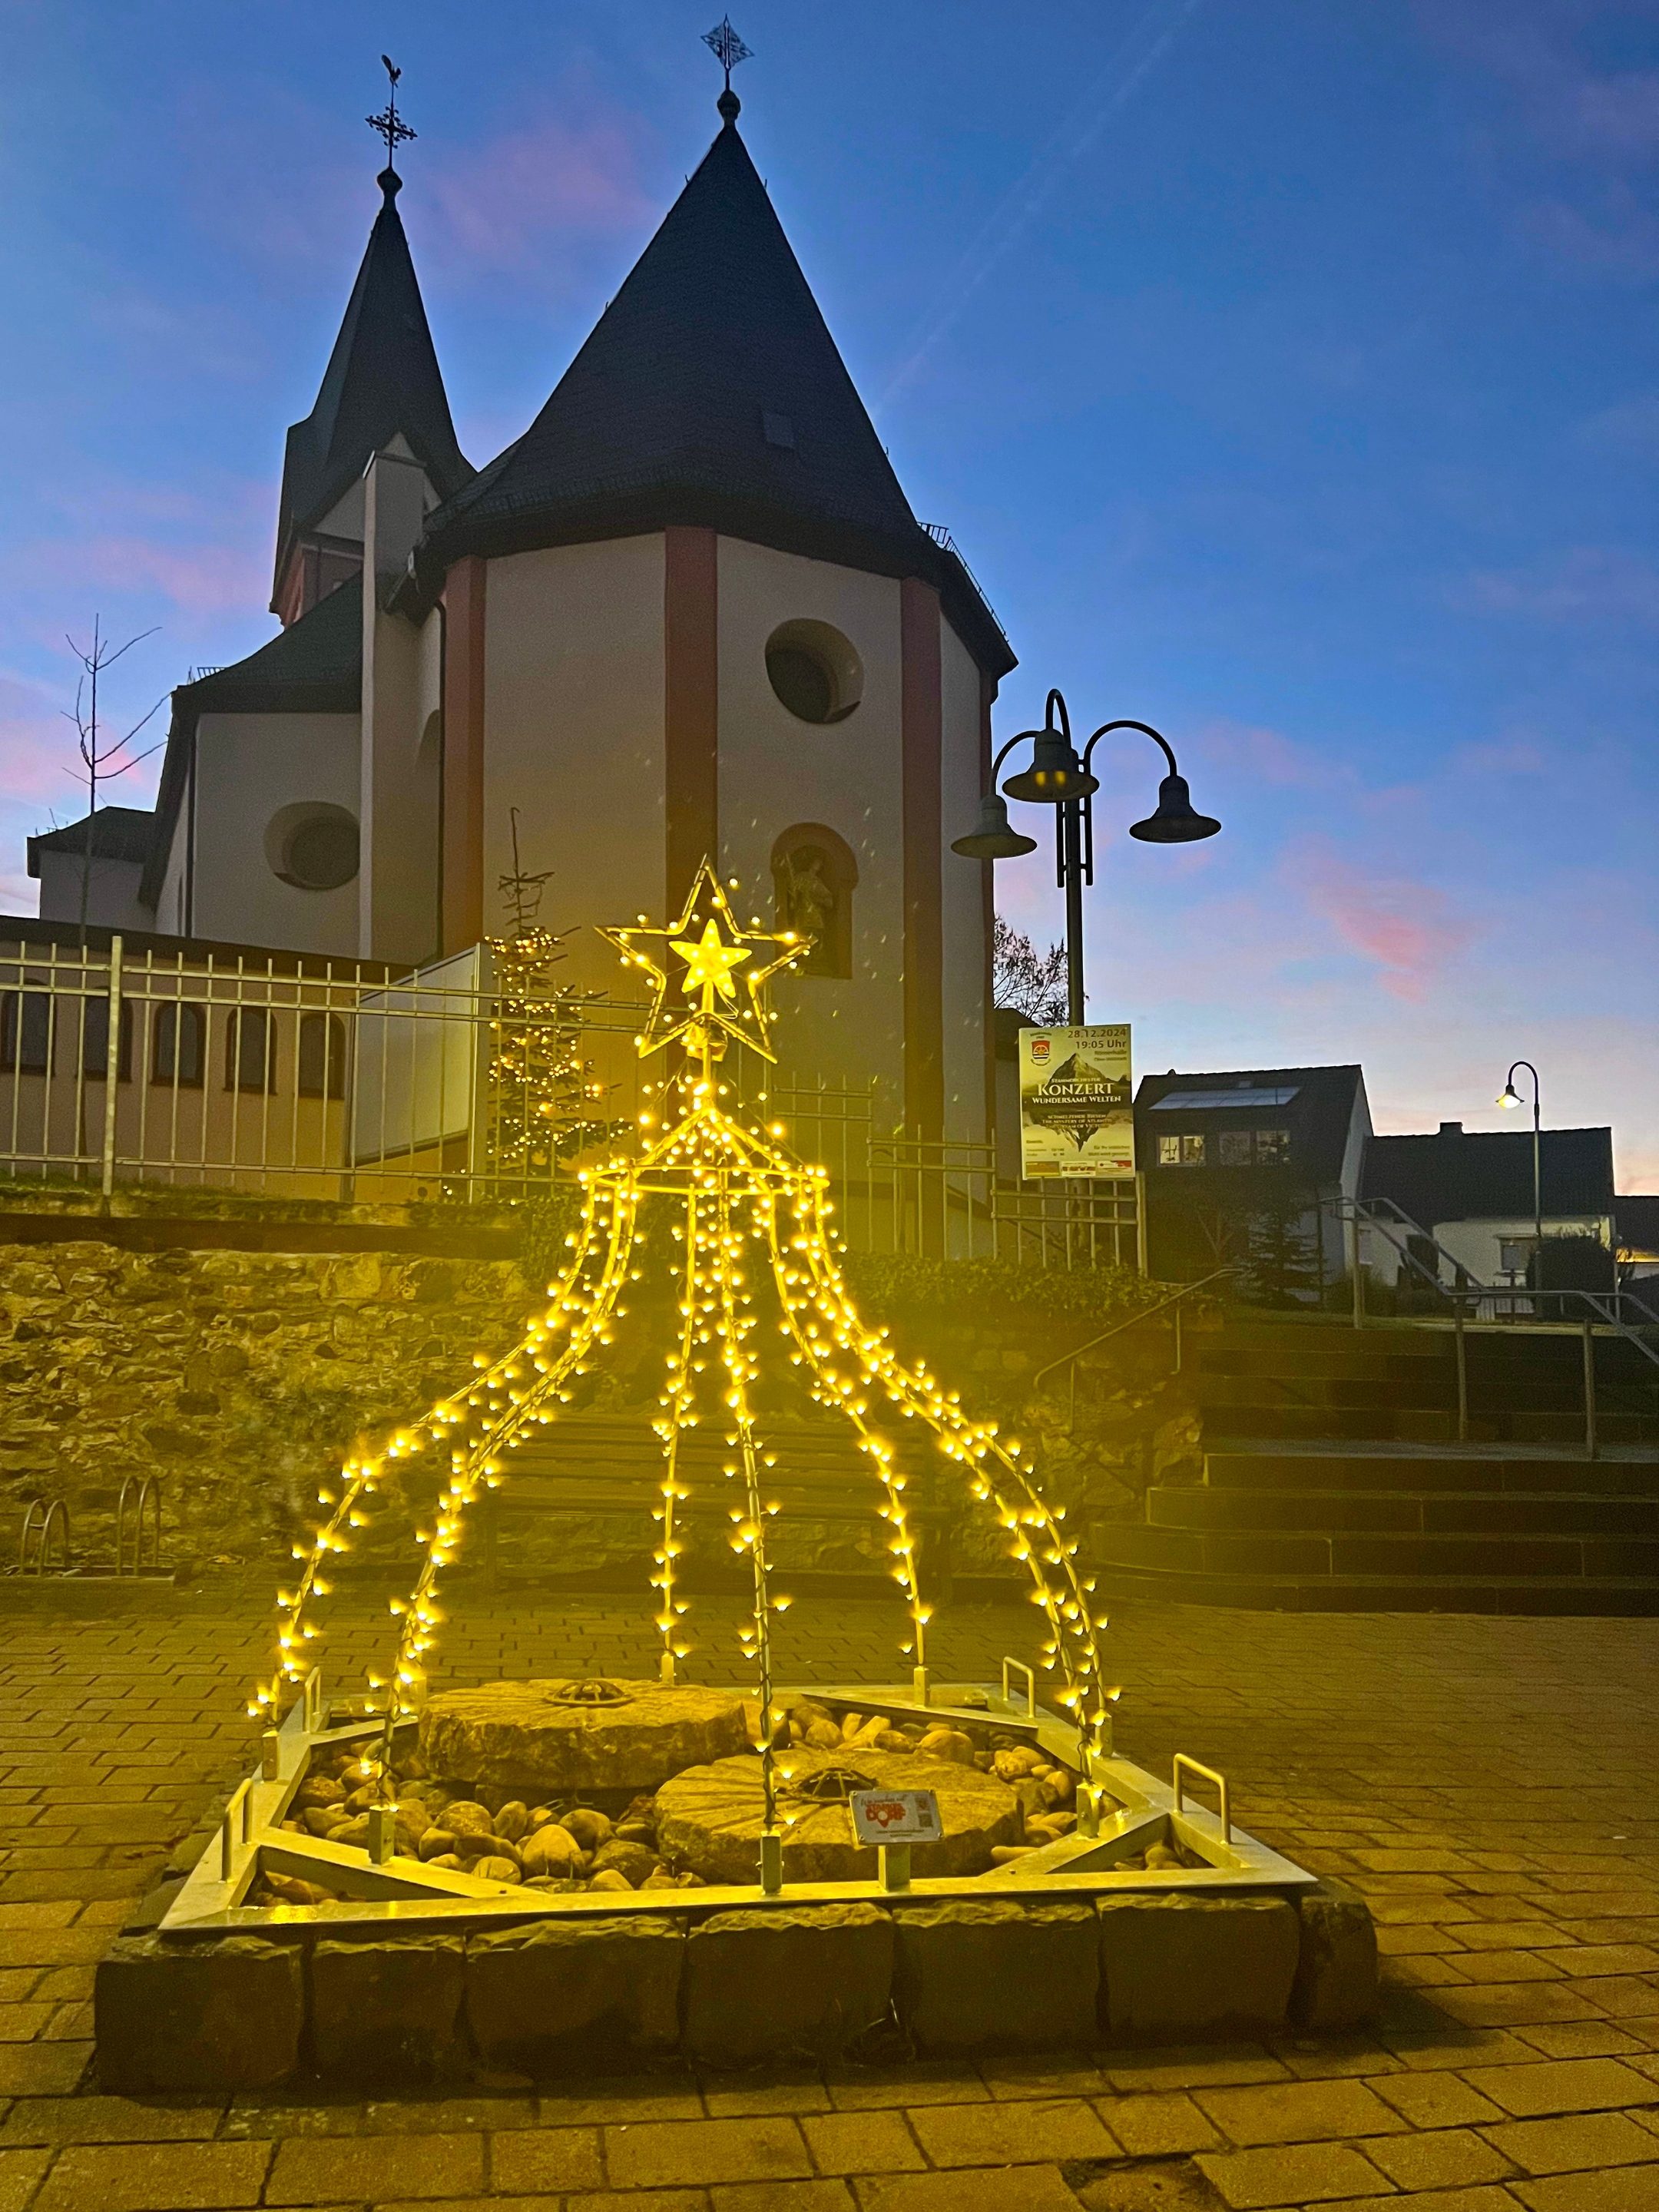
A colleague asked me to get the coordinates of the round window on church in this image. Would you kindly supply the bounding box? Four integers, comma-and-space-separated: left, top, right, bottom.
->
765, 620, 863, 727
265, 803, 360, 892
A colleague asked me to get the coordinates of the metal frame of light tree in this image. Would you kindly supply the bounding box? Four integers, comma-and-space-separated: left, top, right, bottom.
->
249, 863, 1118, 1879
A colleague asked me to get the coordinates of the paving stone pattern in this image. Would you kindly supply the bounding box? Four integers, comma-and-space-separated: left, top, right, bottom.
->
0, 1579, 1654, 2207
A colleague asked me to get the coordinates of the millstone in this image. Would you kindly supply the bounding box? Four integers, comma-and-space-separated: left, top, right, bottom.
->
656, 1747, 1022, 1884
419, 1679, 749, 1794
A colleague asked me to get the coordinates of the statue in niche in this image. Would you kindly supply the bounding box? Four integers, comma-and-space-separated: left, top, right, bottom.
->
774, 846, 839, 975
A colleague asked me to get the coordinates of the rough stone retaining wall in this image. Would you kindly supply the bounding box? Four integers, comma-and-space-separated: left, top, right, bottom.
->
95, 1879, 1377, 2091
0, 1194, 1203, 1583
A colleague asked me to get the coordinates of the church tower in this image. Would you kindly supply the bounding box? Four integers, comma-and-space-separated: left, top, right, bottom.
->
143, 60, 1014, 1147
409, 78, 1013, 1141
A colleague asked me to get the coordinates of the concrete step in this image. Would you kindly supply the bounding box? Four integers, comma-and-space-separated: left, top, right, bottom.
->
1094, 1521, 1659, 1582
1200, 1406, 1658, 1445
1203, 1448, 1659, 1496
1090, 1563, 1659, 1616
1149, 1486, 1659, 1538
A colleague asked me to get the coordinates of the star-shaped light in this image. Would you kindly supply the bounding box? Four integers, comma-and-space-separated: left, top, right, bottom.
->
598, 858, 806, 1064
673, 919, 750, 1003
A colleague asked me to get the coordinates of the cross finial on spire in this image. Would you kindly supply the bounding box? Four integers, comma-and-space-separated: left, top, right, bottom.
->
703, 17, 751, 119
366, 55, 416, 193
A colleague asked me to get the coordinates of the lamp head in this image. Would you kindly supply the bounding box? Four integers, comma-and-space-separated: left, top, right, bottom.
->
1497, 1084, 1522, 1111
1002, 727, 1099, 806
951, 792, 1038, 861
1128, 771, 1221, 843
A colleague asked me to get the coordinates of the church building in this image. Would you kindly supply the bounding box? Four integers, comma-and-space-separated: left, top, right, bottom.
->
32, 77, 1015, 1147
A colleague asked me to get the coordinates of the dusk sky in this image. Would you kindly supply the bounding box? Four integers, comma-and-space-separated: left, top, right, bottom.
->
2, 2, 1655, 1177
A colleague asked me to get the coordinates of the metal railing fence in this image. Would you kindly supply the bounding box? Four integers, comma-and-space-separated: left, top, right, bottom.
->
0, 933, 1141, 1270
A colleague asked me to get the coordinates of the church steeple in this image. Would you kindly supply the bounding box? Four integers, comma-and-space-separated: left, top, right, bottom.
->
272, 65, 470, 624
421, 84, 935, 600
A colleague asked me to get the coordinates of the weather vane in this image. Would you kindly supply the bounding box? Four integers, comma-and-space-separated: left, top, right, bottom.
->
366, 55, 416, 170
703, 16, 752, 91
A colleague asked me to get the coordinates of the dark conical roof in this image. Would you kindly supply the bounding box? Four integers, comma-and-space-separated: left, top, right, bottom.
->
419, 110, 1011, 673
273, 174, 471, 608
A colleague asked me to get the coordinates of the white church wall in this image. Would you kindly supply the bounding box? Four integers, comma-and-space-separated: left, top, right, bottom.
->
190, 711, 362, 954
155, 805, 190, 938
939, 617, 989, 1146
714, 537, 906, 1115
360, 453, 442, 967
35, 851, 154, 933
482, 536, 667, 993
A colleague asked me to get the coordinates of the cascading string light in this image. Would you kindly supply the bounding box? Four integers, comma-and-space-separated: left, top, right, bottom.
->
254, 859, 1114, 1852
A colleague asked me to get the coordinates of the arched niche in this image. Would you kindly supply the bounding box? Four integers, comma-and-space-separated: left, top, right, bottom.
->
771, 824, 858, 979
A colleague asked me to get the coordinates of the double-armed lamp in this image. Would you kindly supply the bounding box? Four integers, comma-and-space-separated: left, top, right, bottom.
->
952, 688, 1220, 1024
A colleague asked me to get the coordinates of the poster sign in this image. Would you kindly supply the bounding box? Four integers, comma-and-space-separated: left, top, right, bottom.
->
1018, 1024, 1134, 1179
849, 1788, 941, 1846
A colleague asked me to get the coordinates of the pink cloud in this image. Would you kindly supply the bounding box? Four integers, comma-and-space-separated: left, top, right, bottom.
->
0, 674, 74, 806
1195, 716, 1343, 790
1292, 841, 1477, 1002
3, 535, 269, 621
422, 107, 656, 279
1459, 545, 1659, 628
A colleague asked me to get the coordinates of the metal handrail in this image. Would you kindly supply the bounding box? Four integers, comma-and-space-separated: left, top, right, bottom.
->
1032, 1265, 1242, 1427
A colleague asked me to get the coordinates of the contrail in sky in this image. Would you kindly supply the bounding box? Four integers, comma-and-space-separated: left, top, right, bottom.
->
877, 0, 1204, 412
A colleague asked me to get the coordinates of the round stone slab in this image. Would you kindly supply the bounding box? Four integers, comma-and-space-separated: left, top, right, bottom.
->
419, 1679, 750, 1795
657, 1747, 1022, 1885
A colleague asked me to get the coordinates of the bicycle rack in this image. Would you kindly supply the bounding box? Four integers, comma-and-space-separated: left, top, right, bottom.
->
115, 1476, 162, 1576
18, 1499, 70, 1577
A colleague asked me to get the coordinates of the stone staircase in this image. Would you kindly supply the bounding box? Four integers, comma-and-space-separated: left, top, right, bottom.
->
1093, 1319, 1659, 1614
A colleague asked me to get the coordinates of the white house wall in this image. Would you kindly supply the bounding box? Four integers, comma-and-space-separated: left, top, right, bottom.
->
939, 618, 988, 1144
714, 537, 906, 1112
189, 711, 362, 954
482, 536, 667, 995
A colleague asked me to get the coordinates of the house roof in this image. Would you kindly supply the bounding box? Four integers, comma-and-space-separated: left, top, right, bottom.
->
273, 173, 470, 608
1363, 1123, 1615, 1224
27, 806, 156, 875
1134, 1064, 1368, 1185
140, 578, 364, 909
416, 102, 1013, 678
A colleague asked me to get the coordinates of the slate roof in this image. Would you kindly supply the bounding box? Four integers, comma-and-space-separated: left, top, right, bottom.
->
1616, 1195, 1659, 1259
273, 174, 470, 608
140, 578, 364, 909
27, 806, 157, 874
1134, 1065, 1369, 1187
1363, 1124, 1615, 1223
417, 105, 1013, 677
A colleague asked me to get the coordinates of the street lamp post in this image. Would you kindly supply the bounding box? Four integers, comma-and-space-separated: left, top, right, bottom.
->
951, 687, 1220, 1024
1497, 1060, 1544, 1290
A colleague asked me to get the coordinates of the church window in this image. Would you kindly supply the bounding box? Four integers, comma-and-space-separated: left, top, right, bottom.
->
151, 1002, 204, 1088
765, 621, 863, 727
771, 826, 858, 979
298, 1012, 348, 1101
78, 998, 134, 1082
0, 992, 53, 1075
267, 804, 359, 892
225, 1008, 276, 1094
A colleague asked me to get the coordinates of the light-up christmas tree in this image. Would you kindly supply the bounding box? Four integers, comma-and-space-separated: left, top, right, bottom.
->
253, 863, 1118, 1867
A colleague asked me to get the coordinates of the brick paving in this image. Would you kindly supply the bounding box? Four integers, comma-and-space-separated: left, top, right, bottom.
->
0, 1578, 1653, 2207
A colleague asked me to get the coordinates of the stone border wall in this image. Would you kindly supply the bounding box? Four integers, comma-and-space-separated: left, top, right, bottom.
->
97, 1880, 1375, 2091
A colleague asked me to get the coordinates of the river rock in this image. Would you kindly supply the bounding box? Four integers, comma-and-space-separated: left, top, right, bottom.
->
522, 1824, 584, 1879
657, 1747, 1021, 1884
419, 1678, 750, 1793
591, 1839, 658, 1887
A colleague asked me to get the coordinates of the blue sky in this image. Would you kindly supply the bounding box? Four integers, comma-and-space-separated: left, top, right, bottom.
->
2, 1, 1656, 1177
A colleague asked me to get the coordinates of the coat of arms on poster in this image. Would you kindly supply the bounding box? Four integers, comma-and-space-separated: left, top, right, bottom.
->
1018, 1024, 1134, 1179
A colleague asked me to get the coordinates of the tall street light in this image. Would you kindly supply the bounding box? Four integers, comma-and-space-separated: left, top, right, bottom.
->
1497, 1059, 1544, 1288
951, 687, 1220, 1025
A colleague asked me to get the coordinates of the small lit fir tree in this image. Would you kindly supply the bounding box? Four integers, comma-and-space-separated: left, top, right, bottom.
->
485, 813, 612, 1182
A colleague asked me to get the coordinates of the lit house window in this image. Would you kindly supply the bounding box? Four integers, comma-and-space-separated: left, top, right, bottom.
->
1158, 1134, 1206, 1166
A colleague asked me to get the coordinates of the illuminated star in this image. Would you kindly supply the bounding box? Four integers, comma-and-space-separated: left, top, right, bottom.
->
597, 858, 806, 1063
672, 919, 751, 1002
